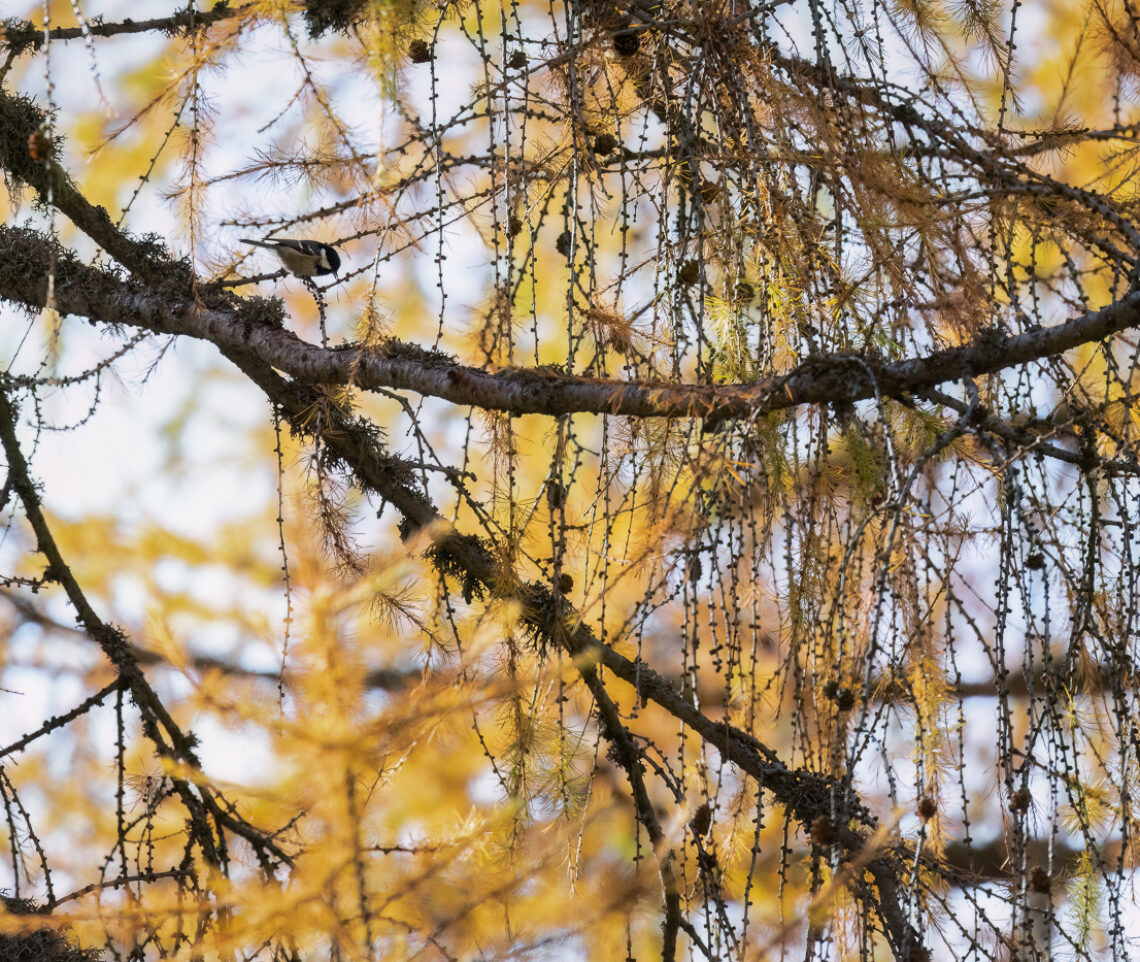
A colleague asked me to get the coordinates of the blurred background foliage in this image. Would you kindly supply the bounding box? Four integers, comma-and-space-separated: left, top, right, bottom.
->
2, 0, 1140, 960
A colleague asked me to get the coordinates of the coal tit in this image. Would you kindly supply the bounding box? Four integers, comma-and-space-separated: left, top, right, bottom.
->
241, 237, 341, 277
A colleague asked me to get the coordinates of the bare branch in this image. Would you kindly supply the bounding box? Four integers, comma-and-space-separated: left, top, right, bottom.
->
1, 1, 249, 56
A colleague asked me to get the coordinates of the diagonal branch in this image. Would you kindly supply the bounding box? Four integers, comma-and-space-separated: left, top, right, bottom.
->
0, 208, 932, 951
0, 678, 126, 760
0, 80, 1064, 958
0, 225, 930, 958
0, 388, 292, 872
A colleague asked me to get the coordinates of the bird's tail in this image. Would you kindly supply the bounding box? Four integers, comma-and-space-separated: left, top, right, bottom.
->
240, 238, 275, 249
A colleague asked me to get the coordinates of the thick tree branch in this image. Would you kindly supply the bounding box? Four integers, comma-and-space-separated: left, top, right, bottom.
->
0, 216, 1122, 948
6, 208, 924, 951
0, 76, 1093, 959
1, 2, 248, 56
0, 221, 933, 956
0, 90, 202, 291
1, 5, 1131, 957
2, 223, 1138, 472
3, 85, 1138, 444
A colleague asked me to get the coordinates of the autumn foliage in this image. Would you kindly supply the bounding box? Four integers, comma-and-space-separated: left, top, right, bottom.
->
1, 1, 1140, 960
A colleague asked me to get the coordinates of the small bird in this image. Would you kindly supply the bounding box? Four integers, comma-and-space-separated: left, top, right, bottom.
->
241, 237, 341, 277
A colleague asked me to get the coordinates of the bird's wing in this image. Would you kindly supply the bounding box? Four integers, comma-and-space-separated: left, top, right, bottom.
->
241, 238, 307, 251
